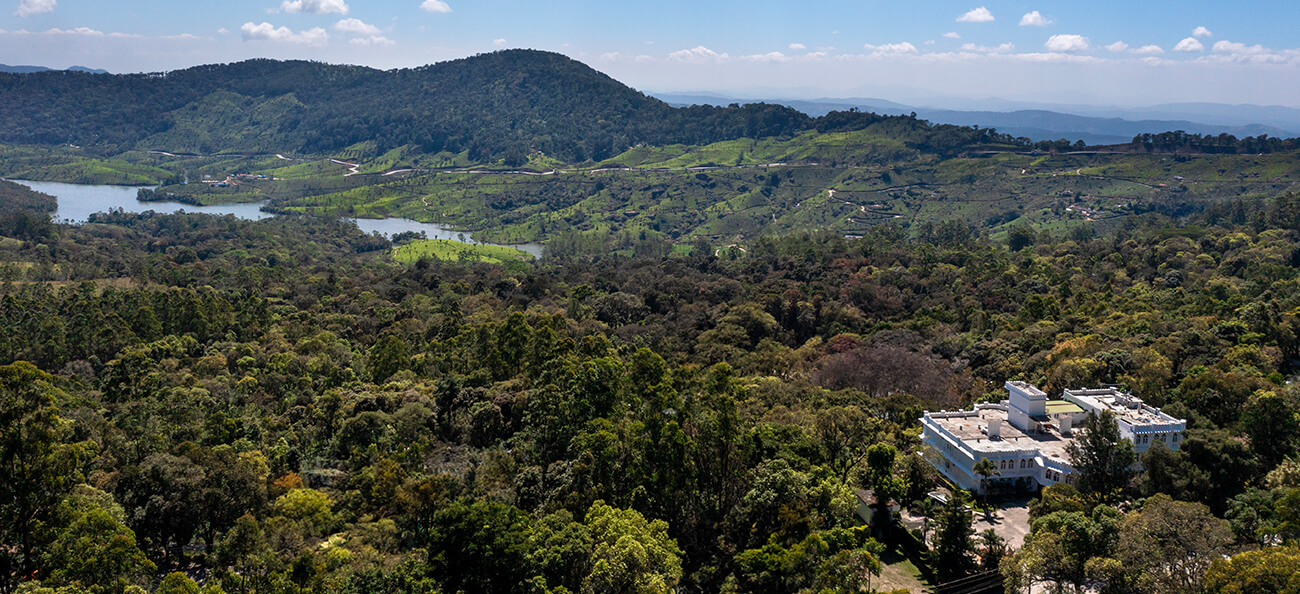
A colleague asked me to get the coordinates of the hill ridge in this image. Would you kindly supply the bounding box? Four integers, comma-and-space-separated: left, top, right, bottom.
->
0, 50, 812, 162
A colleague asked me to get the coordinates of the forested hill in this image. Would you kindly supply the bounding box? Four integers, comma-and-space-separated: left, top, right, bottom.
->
0, 50, 813, 162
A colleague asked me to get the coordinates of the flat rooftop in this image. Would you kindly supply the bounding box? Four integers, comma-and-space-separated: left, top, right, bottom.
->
1046, 401, 1084, 415
1063, 388, 1184, 429
928, 407, 1073, 462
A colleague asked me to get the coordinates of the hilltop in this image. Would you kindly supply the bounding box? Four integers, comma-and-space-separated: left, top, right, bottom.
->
0, 50, 812, 162
657, 93, 1300, 145
0, 64, 108, 74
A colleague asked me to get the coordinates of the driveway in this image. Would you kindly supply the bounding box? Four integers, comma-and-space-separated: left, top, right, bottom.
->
973, 497, 1032, 549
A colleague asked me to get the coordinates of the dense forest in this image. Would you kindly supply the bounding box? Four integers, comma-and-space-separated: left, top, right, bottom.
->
1130, 130, 1300, 155
0, 180, 56, 243
2, 178, 1300, 592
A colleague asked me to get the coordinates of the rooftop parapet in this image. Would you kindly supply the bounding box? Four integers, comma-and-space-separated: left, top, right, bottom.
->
1006, 380, 1047, 399
1062, 387, 1185, 429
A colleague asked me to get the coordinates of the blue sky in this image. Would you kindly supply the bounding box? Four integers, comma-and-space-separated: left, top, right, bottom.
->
2, 0, 1298, 106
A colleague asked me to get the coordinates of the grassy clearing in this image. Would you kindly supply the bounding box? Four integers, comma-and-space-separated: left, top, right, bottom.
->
392, 239, 534, 264
262, 159, 353, 180
874, 546, 931, 593
598, 129, 923, 170
0, 145, 171, 185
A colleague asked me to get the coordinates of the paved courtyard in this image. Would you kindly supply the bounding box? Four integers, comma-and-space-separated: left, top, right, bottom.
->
973, 497, 1032, 549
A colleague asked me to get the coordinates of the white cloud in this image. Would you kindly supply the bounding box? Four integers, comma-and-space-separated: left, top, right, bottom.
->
957, 6, 994, 23
598, 51, 621, 61
349, 35, 393, 46
942, 31, 961, 39
45, 26, 102, 35
1004, 52, 1102, 64
280, 0, 348, 15
1105, 41, 1128, 52
492, 38, 507, 47
961, 42, 1014, 53
744, 51, 789, 62
42, 27, 140, 38
15, 0, 54, 17
864, 42, 918, 54
788, 42, 805, 51
240, 22, 328, 46
668, 45, 730, 62
217, 27, 230, 34
1212, 41, 1255, 54
1193, 26, 1213, 38
1173, 37, 1204, 52
1019, 11, 1052, 27
1203, 41, 1300, 64
333, 18, 380, 36
1132, 44, 1164, 55
1044, 34, 1090, 52
420, 0, 451, 13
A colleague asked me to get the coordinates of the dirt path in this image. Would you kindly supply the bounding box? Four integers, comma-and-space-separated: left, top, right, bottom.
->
330, 159, 361, 176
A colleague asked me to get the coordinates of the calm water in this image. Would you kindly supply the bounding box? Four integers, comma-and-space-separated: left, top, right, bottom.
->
351, 217, 544, 258
15, 180, 274, 222
11, 180, 543, 258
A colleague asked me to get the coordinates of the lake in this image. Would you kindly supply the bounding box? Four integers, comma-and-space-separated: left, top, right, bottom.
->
19, 180, 274, 222
11, 180, 544, 258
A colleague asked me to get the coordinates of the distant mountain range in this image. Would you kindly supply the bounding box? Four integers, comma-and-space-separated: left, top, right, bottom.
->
0, 64, 108, 75
655, 94, 1300, 146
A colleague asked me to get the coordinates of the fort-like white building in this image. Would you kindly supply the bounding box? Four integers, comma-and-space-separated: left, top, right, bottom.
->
920, 381, 1186, 494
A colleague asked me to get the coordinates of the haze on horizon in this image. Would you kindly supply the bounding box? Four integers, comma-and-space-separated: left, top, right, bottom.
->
2, 0, 1298, 108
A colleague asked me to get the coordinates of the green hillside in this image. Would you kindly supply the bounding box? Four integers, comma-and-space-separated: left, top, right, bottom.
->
0, 50, 813, 162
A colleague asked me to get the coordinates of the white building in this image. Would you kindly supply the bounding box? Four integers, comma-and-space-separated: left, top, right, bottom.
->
920, 381, 1185, 494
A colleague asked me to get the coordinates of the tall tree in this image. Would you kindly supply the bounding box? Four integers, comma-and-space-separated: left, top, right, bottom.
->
930, 490, 977, 582
1002, 506, 1120, 594
582, 501, 683, 594
1241, 390, 1300, 466
1204, 545, 1300, 594
1067, 411, 1137, 502
1114, 494, 1232, 594
424, 500, 534, 594
43, 505, 156, 593
0, 362, 83, 586
815, 406, 878, 484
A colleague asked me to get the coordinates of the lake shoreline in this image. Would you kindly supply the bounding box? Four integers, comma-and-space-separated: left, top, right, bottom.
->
8, 179, 544, 258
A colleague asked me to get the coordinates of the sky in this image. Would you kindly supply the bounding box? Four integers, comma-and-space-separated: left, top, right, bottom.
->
2, 0, 1299, 107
